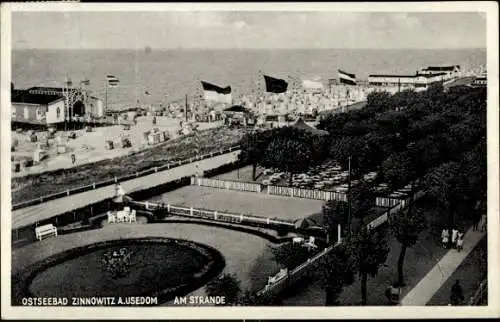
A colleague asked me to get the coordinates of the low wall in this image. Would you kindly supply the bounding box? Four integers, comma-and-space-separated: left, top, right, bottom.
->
127, 199, 296, 233
267, 185, 347, 202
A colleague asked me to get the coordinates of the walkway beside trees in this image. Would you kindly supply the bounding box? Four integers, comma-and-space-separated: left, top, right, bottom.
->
400, 225, 486, 305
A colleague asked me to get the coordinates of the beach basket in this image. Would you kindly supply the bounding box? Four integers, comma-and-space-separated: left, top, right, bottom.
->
30, 134, 38, 143
105, 140, 114, 150
121, 137, 132, 148
13, 161, 21, 173
15, 128, 23, 133
85, 126, 93, 132
69, 132, 77, 140
57, 145, 67, 154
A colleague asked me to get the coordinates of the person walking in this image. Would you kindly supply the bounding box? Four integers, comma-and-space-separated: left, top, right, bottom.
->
441, 229, 449, 249
456, 232, 464, 252
451, 228, 458, 249
450, 279, 465, 305
481, 214, 487, 232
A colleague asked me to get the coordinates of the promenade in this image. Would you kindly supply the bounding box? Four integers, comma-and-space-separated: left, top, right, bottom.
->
400, 226, 486, 305
11, 151, 239, 230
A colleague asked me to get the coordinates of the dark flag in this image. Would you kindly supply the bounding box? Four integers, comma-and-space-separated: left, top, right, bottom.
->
145, 90, 150, 95
338, 69, 357, 85
107, 75, 120, 87
263, 75, 288, 93
201, 81, 232, 103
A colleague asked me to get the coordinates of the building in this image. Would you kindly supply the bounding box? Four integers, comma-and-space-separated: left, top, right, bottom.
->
419, 65, 461, 79
368, 73, 447, 91
11, 86, 104, 127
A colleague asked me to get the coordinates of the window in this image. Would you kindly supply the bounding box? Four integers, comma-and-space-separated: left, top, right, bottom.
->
56, 107, 61, 119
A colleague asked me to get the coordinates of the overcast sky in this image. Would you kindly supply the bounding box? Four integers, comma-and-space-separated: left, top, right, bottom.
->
12, 11, 487, 50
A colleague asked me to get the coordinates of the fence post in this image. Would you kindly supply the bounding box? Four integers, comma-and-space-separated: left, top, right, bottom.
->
338, 224, 342, 243
114, 177, 117, 183
136, 172, 139, 177
267, 218, 270, 225
93, 182, 96, 189
229, 147, 232, 152
145, 201, 149, 210
214, 211, 218, 220
190, 207, 193, 216
155, 167, 158, 173
167, 164, 170, 170
167, 204, 170, 213
240, 214, 243, 222
40, 196, 43, 203
66, 189, 70, 196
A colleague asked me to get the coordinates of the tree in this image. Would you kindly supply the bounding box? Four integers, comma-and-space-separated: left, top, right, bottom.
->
261, 127, 315, 185
205, 273, 242, 305
323, 179, 376, 239
347, 228, 390, 305
269, 241, 314, 270
390, 206, 427, 286
317, 243, 356, 305
238, 129, 273, 181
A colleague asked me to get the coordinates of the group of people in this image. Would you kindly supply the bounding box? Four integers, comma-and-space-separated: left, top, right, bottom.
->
441, 228, 465, 251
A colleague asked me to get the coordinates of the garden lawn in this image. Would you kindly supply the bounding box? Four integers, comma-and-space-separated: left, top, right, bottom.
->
12, 222, 280, 296
12, 126, 245, 204
148, 185, 324, 221
426, 237, 487, 306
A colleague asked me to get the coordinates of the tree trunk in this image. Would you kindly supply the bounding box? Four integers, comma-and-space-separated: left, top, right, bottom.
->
361, 272, 368, 305
289, 171, 293, 186
252, 164, 257, 181
325, 287, 337, 306
397, 243, 408, 287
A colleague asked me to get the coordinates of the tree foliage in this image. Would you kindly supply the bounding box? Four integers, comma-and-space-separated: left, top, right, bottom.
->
347, 228, 390, 305
317, 243, 356, 305
205, 273, 242, 305
261, 127, 318, 184
390, 206, 427, 286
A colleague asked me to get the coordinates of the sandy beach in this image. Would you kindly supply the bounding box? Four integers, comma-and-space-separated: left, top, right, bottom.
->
11, 116, 224, 177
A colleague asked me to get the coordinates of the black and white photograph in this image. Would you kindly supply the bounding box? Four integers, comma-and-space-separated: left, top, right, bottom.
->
1, 2, 498, 320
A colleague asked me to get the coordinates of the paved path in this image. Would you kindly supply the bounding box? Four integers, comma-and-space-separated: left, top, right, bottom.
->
11, 151, 239, 230
400, 226, 486, 306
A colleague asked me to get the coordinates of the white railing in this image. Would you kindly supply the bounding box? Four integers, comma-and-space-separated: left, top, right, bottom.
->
128, 200, 295, 228
267, 185, 347, 202
193, 177, 262, 193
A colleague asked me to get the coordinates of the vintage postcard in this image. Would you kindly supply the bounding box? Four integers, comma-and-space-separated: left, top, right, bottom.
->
1, 2, 499, 320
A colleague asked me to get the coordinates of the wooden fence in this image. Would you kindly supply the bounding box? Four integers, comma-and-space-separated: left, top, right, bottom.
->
267, 185, 347, 202
191, 177, 263, 193
12, 144, 241, 210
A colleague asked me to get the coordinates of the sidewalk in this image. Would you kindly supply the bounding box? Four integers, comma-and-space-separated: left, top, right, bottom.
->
400, 226, 486, 306
11, 151, 239, 230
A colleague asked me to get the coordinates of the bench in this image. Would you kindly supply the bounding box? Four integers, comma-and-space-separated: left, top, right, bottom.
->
268, 268, 288, 285
35, 224, 58, 241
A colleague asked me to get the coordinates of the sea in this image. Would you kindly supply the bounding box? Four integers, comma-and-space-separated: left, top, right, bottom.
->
12, 48, 486, 110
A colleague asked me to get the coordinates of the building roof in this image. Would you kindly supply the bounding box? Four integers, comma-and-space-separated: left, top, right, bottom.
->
368, 74, 417, 78
292, 118, 328, 136
422, 65, 460, 72
223, 105, 250, 113
11, 89, 63, 105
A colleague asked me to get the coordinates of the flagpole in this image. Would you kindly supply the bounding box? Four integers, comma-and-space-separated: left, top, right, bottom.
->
185, 94, 188, 122
105, 79, 108, 117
